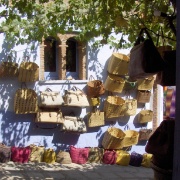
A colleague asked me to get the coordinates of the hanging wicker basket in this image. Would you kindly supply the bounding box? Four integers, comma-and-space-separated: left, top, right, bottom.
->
103, 96, 126, 118
18, 60, 39, 82
137, 76, 155, 90
138, 110, 153, 123
14, 88, 38, 114
102, 127, 125, 149
104, 74, 125, 93
121, 130, 139, 147
137, 90, 151, 103
107, 53, 129, 75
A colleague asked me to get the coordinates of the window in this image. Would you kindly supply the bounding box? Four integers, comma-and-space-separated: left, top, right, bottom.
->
39, 33, 87, 81
42, 36, 57, 80
44, 37, 56, 72
66, 38, 78, 79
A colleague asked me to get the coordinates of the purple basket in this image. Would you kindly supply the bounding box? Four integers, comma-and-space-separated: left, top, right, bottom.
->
129, 151, 143, 166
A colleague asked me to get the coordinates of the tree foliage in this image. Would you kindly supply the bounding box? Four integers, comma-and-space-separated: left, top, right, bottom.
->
0, 0, 176, 49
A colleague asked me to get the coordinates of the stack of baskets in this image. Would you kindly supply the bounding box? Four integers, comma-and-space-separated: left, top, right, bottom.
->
102, 127, 139, 149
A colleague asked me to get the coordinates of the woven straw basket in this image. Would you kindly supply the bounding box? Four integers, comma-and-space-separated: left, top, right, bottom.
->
87, 110, 105, 127
104, 74, 125, 93
137, 76, 155, 90
141, 153, 153, 168
107, 53, 129, 75
87, 75, 105, 97
137, 90, 151, 103
139, 129, 153, 141
0, 62, 19, 77
89, 97, 101, 106
29, 145, 45, 163
63, 87, 90, 107
102, 127, 125, 149
18, 61, 39, 82
138, 110, 153, 123
43, 148, 56, 164
14, 88, 38, 114
116, 150, 130, 166
87, 147, 104, 163
103, 96, 126, 118
124, 99, 137, 116
121, 130, 139, 147
56, 151, 72, 164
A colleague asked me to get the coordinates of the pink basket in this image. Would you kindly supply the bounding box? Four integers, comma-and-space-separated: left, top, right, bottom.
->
11, 146, 31, 163
102, 150, 117, 165
70, 146, 89, 164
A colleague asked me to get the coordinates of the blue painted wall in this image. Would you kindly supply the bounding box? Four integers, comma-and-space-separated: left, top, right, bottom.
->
0, 32, 154, 154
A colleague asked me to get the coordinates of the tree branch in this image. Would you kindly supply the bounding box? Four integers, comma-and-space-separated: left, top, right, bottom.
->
135, 14, 176, 41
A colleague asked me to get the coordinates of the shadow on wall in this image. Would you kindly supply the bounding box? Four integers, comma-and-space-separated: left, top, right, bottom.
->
0, 36, 40, 147
0, 79, 20, 112
1, 110, 77, 148
52, 131, 80, 150
0, 34, 39, 110
87, 42, 111, 83
87, 43, 111, 115
0, 111, 33, 146
0, 79, 40, 147
0, 36, 39, 64
52, 106, 83, 147
29, 106, 83, 147
0, 37, 18, 63
97, 129, 105, 148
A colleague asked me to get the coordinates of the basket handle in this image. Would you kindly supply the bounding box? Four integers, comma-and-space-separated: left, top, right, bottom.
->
139, 128, 153, 135
45, 87, 53, 92
126, 101, 134, 111
139, 90, 151, 95
134, 28, 153, 46
141, 105, 146, 110
89, 75, 95, 81
23, 56, 30, 62
145, 76, 154, 81
29, 142, 44, 147
145, 110, 153, 116
107, 91, 113, 96
123, 146, 132, 152
71, 86, 86, 95
124, 124, 130, 130
112, 47, 119, 52
125, 77, 137, 87
6, 55, 12, 62
108, 121, 116, 128
21, 82, 27, 89
71, 86, 79, 91
124, 91, 131, 100
94, 107, 101, 115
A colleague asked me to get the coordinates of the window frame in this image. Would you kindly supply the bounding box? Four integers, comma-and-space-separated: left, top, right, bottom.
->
39, 33, 87, 81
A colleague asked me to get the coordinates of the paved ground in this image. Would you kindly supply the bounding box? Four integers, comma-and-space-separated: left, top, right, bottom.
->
0, 162, 154, 180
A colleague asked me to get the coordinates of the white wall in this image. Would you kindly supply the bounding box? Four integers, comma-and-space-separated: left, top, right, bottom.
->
0, 32, 163, 154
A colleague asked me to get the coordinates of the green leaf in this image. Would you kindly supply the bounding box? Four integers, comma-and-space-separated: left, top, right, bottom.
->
0, 0, 176, 49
